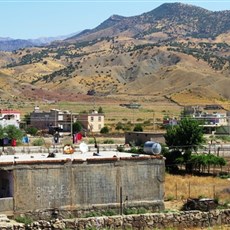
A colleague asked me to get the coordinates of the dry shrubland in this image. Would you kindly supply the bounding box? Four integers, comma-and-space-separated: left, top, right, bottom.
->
165, 174, 230, 209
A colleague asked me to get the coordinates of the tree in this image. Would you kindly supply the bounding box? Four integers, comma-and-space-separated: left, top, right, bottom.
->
23, 113, 31, 125
164, 118, 204, 172
72, 121, 82, 133
26, 127, 38, 136
133, 124, 143, 132
115, 122, 123, 131
3, 125, 24, 140
100, 126, 109, 134
98, 106, 103, 113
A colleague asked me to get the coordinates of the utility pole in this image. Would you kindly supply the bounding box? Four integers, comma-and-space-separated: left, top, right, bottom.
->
70, 112, 73, 137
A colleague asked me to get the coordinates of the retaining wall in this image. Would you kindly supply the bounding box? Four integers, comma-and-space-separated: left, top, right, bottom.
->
1, 209, 230, 229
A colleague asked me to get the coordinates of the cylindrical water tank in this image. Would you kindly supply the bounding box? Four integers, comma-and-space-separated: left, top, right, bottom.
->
143, 141, 162, 155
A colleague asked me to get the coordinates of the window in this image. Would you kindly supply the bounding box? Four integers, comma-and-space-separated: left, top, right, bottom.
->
58, 115, 63, 121
91, 116, 94, 122
98, 116, 101, 122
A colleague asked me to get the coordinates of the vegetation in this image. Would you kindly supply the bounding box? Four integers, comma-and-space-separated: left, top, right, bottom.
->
25, 127, 38, 136
133, 124, 143, 132
165, 174, 230, 209
7, 50, 49, 67
15, 216, 33, 225
103, 139, 114, 144
167, 41, 230, 71
164, 118, 205, 172
32, 64, 75, 84
189, 154, 226, 174
32, 138, 45, 146
72, 121, 83, 133
0, 125, 24, 142
100, 126, 109, 134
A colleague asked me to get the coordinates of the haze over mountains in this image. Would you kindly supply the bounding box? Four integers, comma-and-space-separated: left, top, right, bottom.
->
0, 2, 229, 108
0, 33, 79, 52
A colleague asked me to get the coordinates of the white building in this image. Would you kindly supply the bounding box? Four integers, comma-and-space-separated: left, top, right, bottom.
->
0, 109, 20, 128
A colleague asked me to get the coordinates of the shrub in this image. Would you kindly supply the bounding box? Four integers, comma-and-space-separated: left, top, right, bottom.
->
103, 139, 114, 144
26, 127, 38, 136
133, 124, 143, 132
32, 138, 45, 146
100, 126, 109, 134
115, 122, 124, 130
117, 145, 125, 152
15, 216, 33, 225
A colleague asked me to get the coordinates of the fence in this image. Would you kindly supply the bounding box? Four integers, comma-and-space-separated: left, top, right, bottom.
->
165, 182, 230, 202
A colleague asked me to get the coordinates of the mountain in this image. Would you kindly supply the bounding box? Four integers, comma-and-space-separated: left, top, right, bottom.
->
0, 32, 80, 51
68, 3, 230, 42
0, 2, 229, 109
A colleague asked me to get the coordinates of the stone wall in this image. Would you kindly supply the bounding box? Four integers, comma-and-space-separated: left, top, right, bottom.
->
1, 209, 230, 229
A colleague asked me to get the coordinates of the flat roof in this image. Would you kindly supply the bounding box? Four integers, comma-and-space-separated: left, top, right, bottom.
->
0, 151, 162, 166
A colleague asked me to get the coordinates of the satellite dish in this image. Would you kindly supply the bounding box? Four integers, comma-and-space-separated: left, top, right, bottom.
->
79, 142, 88, 153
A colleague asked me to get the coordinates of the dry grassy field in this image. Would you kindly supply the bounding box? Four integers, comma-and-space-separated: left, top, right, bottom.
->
164, 174, 230, 210
164, 174, 230, 230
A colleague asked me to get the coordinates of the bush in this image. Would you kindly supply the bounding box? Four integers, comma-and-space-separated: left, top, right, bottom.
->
100, 126, 109, 134
133, 124, 143, 132
103, 139, 114, 144
115, 122, 124, 130
32, 138, 45, 146
15, 216, 33, 225
117, 145, 125, 152
26, 127, 38, 136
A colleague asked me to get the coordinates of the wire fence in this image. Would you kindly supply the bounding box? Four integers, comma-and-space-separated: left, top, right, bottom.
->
165, 182, 230, 202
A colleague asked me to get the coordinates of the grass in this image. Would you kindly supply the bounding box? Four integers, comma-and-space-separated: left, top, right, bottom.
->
10, 98, 183, 128
164, 174, 230, 207
15, 216, 33, 225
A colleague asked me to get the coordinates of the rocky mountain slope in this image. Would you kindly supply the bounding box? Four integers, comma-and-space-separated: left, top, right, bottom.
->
0, 3, 229, 109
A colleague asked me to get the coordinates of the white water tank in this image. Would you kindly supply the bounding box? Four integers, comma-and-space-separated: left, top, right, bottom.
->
143, 141, 162, 155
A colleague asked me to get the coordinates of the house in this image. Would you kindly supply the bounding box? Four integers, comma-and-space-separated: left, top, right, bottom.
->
183, 105, 229, 134
77, 110, 104, 133
0, 109, 20, 128
30, 107, 105, 133
30, 107, 78, 133
125, 131, 165, 146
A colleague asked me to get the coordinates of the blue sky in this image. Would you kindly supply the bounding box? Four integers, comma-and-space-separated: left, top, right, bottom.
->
1, 0, 230, 39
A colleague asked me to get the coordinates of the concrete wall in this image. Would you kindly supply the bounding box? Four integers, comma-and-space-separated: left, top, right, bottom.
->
125, 132, 165, 146
0, 198, 13, 213
11, 157, 165, 215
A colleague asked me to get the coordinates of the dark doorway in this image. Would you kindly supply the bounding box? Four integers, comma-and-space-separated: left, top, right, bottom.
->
0, 170, 13, 198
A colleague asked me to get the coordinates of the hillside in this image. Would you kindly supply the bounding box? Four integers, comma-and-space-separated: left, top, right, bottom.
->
0, 2, 229, 111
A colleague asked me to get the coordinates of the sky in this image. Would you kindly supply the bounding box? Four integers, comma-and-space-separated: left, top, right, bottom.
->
0, 0, 230, 39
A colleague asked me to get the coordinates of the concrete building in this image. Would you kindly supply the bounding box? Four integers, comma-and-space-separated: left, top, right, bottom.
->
125, 132, 165, 146
78, 110, 104, 133
0, 109, 20, 128
30, 107, 104, 133
30, 107, 77, 132
183, 105, 229, 134
0, 150, 165, 218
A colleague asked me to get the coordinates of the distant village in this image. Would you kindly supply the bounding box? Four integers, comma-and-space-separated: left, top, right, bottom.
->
0, 104, 229, 146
